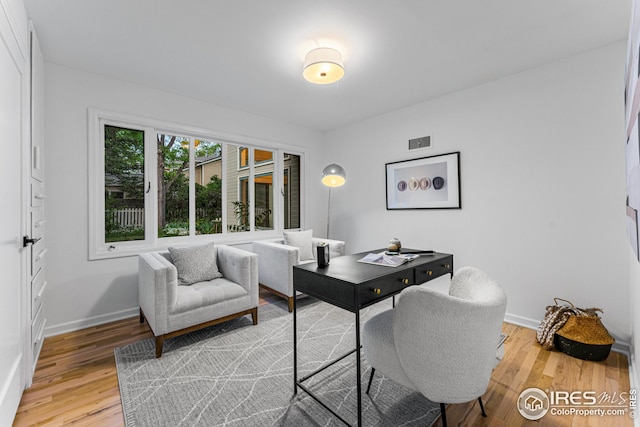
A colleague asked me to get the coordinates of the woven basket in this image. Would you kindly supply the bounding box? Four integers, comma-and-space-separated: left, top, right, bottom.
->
554, 335, 612, 361
554, 313, 614, 361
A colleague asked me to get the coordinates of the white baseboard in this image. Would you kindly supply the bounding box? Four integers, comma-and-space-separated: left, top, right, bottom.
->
44, 307, 140, 338
504, 312, 540, 331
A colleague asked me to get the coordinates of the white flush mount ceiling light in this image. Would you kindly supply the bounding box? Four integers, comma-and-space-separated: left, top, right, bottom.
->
303, 47, 344, 84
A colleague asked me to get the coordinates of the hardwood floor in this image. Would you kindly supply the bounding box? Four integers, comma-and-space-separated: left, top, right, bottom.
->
14, 291, 632, 426
446, 323, 632, 427
14, 316, 152, 427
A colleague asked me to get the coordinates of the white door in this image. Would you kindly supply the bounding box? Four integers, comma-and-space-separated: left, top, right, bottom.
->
0, 16, 27, 426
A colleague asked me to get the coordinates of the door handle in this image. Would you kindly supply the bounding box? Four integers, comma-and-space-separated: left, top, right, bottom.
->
23, 236, 42, 247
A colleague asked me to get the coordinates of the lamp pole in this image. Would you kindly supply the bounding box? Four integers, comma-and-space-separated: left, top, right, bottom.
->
321, 163, 346, 240
326, 187, 332, 238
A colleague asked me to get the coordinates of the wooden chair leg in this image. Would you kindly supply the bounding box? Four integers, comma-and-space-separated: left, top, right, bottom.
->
366, 368, 376, 394
155, 336, 164, 358
440, 403, 447, 427
251, 307, 258, 325
478, 396, 487, 417
287, 296, 294, 313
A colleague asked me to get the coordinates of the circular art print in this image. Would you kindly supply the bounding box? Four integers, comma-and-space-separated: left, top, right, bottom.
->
419, 177, 431, 190
408, 177, 419, 191
432, 176, 445, 190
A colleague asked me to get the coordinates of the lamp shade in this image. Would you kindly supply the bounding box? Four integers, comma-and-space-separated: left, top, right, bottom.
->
303, 48, 344, 84
321, 164, 346, 187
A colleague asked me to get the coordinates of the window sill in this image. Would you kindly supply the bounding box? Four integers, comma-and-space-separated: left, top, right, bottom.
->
89, 230, 283, 260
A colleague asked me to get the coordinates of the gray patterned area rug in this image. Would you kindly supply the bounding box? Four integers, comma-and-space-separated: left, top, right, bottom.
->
115, 298, 440, 426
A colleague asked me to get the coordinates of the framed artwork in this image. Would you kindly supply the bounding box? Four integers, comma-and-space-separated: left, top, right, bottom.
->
386, 151, 461, 210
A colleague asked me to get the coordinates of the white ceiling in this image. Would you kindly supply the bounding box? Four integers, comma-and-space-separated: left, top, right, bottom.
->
24, 0, 632, 132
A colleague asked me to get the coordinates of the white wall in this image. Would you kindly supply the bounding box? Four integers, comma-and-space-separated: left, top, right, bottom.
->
43, 63, 324, 334
324, 42, 632, 344
630, 250, 640, 387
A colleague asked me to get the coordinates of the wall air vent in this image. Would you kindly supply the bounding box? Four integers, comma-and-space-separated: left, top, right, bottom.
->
408, 136, 431, 150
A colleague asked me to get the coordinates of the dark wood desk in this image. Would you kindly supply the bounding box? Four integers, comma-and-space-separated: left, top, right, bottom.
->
292, 249, 453, 426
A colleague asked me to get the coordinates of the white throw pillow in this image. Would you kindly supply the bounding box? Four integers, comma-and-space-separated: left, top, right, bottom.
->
168, 242, 223, 286
283, 229, 314, 262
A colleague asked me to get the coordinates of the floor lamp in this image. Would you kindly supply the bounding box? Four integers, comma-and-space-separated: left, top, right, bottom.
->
321, 164, 346, 238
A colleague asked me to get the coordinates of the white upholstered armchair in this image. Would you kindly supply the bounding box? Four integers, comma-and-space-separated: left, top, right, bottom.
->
138, 243, 259, 357
252, 230, 345, 311
362, 266, 507, 426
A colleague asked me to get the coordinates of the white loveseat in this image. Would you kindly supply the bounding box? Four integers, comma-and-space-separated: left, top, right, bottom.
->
138, 243, 258, 357
252, 232, 345, 311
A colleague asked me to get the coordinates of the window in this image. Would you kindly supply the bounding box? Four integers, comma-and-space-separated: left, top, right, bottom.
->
89, 109, 304, 259
156, 134, 223, 237
283, 153, 301, 229
194, 140, 223, 235
228, 146, 275, 232
157, 133, 190, 237
104, 125, 145, 243
238, 147, 272, 168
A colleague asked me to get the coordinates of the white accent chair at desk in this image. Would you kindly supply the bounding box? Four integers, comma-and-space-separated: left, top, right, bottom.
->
252, 230, 345, 312
362, 266, 507, 427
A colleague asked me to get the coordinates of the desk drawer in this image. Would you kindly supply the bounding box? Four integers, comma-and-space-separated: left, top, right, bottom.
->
294, 268, 357, 310
415, 255, 453, 284
358, 269, 414, 306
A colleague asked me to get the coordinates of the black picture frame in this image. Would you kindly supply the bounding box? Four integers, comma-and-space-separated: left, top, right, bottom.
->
385, 151, 461, 210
